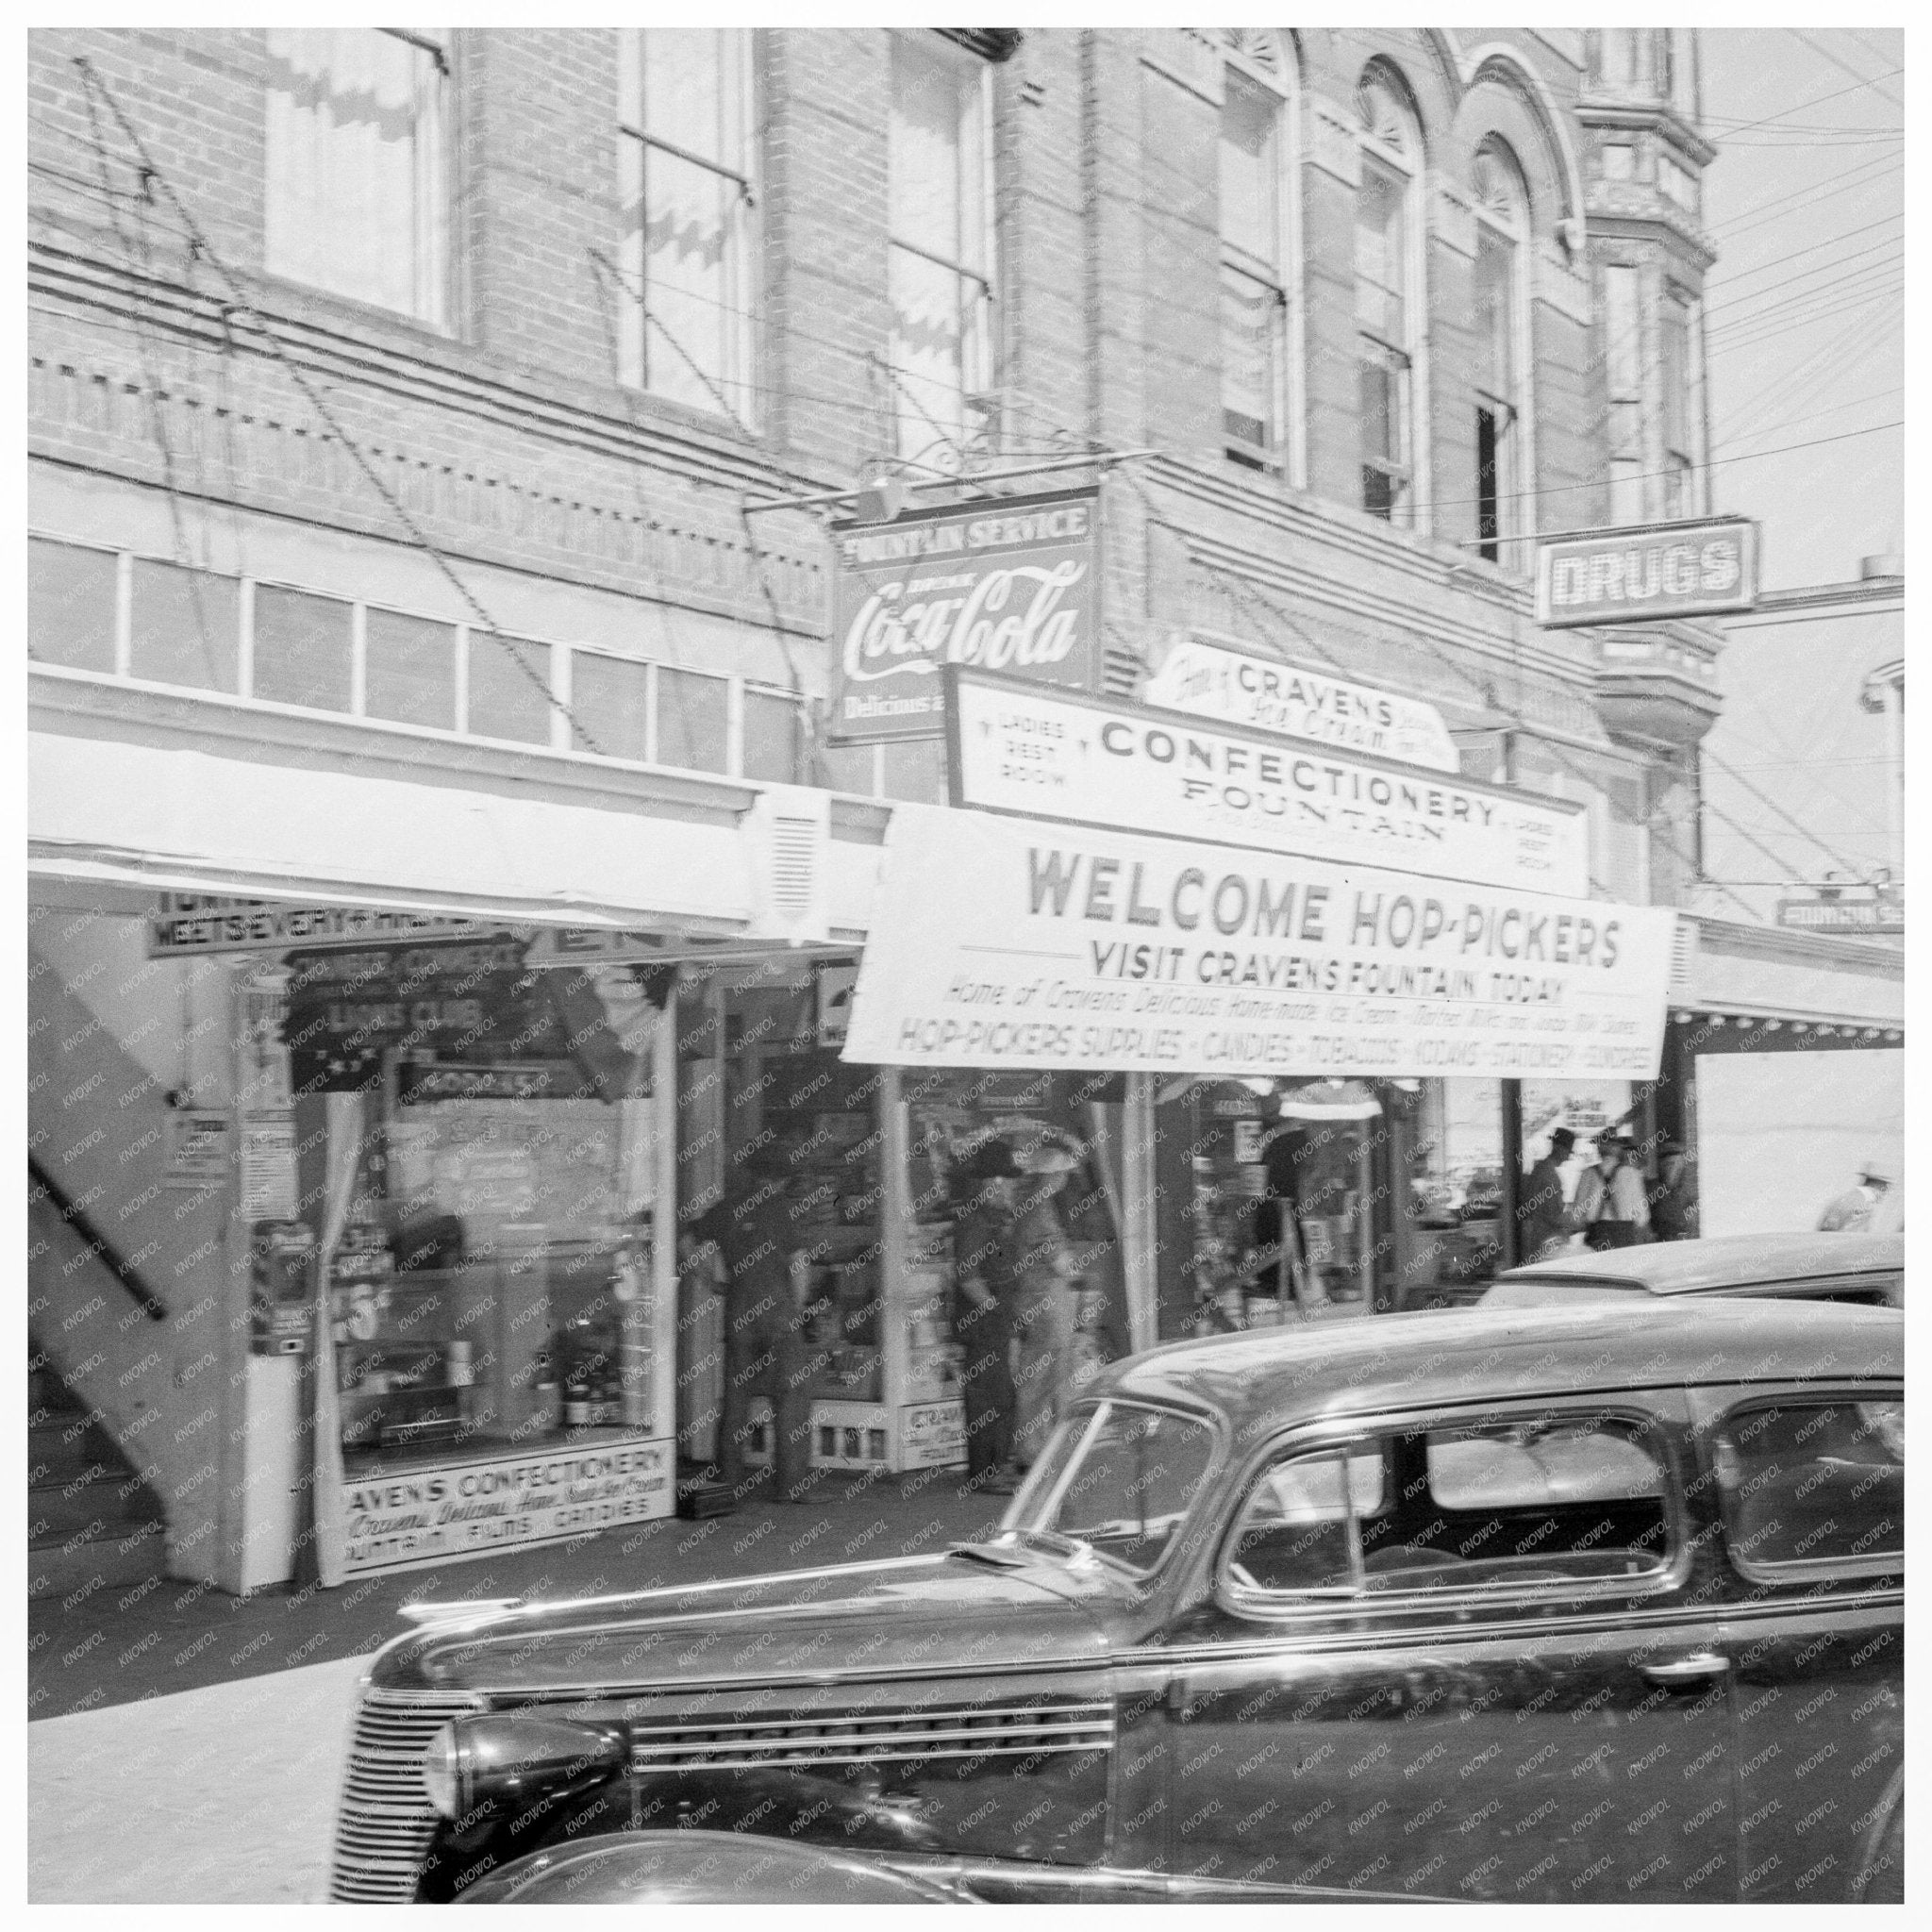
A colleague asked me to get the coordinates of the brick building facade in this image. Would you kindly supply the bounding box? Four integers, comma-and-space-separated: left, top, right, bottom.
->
37, 28, 1898, 1605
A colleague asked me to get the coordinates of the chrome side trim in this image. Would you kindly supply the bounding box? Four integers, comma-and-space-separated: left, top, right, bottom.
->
627, 1698, 1115, 1774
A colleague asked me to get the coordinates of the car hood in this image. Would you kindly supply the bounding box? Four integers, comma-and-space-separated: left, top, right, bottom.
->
370, 1549, 1126, 1701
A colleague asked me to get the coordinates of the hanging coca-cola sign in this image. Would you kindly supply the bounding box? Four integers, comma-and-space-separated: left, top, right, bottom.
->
827, 488, 1100, 742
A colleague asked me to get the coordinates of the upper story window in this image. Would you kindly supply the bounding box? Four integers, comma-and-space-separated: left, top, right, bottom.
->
1472, 142, 1530, 564
616, 30, 756, 424
263, 29, 450, 326
1593, 28, 1643, 91
1218, 34, 1300, 478
1603, 262, 1644, 524
1660, 288, 1695, 516
1355, 73, 1422, 526
1659, 29, 1698, 118
888, 31, 994, 471
1658, 153, 1698, 216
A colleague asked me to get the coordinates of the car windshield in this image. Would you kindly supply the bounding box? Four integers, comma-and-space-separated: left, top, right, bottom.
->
1001, 1400, 1216, 1576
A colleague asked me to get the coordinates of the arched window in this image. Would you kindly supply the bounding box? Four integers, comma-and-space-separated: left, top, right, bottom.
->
1355, 71, 1423, 525
1218, 31, 1301, 479
1472, 140, 1531, 562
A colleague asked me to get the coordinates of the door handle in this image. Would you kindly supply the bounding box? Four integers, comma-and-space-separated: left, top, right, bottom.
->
1640, 1651, 1728, 1687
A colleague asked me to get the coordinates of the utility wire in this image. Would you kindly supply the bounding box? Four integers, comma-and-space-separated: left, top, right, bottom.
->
1790, 29, 1905, 109
71, 55, 608, 758
1701, 748, 1878, 882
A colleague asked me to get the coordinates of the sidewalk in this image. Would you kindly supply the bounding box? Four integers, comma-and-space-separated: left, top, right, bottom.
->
29, 1653, 367, 1903
28, 1463, 1009, 1721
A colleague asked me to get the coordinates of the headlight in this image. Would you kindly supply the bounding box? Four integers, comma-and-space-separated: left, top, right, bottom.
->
422, 1714, 628, 1823
424, 1723, 465, 1819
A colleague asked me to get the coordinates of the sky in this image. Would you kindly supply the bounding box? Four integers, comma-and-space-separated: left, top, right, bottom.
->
1691, 27, 1904, 915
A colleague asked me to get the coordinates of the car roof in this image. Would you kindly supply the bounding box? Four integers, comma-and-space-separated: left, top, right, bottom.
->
1099, 1298, 1900, 1424
1494, 1231, 1904, 1296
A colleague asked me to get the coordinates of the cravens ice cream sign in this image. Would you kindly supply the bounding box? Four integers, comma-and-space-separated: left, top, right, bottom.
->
829, 489, 1098, 741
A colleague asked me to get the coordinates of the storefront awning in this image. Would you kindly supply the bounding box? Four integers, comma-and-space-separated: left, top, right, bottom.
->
31, 730, 757, 935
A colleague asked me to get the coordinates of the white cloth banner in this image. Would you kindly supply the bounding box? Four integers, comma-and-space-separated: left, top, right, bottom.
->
843, 806, 1674, 1082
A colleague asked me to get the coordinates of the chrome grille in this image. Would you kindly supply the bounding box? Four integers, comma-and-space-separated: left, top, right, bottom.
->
329, 1688, 482, 1904
629, 1698, 1115, 1774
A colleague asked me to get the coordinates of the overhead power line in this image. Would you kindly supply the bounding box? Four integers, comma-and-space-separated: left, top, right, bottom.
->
1790, 28, 1905, 108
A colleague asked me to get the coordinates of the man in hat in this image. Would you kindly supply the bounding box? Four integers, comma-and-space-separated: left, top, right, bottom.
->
1254, 1090, 1316, 1311
1570, 1133, 1650, 1249
1817, 1157, 1897, 1232
953, 1138, 1023, 1489
677, 1120, 824, 1500
1648, 1139, 1699, 1242
1519, 1126, 1576, 1261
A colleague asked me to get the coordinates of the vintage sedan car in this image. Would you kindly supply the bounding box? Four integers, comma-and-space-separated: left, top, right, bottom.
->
330, 1298, 1902, 1905
1481, 1230, 1903, 1310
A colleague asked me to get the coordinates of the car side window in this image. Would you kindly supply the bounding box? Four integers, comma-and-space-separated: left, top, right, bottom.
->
1225, 1442, 1391, 1592
1715, 1393, 1903, 1575
1224, 1410, 1674, 1605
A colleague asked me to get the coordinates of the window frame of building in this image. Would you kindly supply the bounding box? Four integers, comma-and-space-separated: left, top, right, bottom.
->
1603, 260, 1645, 525
1471, 140, 1533, 568
1591, 28, 1644, 91
262, 27, 453, 329
1660, 284, 1694, 518
1355, 70, 1425, 529
1217, 31, 1303, 484
25, 535, 810, 783
614, 29, 758, 428
887, 29, 997, 473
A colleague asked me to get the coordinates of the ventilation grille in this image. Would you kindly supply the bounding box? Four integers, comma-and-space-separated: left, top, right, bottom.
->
769, 814, 820, 920
1100, 644, 1144, 698
628, 1697, 1115, 1774
329, 1688, 482, 1903
1669, 916, 1698, 993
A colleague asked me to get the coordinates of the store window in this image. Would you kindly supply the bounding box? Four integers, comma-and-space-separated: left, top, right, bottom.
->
466, 633, 555, 746
1472, 141, 1529, 564
616, 29, 756, 423
253, 582, 354, 712
1604, 262, 1645, 524
1356, 72, 1421, 525
263, 28, 450, 326
1218, 41, 1297, 475
269, 942, 668, 1498
1153, 1075, 1493, 1330
364, 607, 457, 730
28, 537, 118, 675
888, 31, 994, 468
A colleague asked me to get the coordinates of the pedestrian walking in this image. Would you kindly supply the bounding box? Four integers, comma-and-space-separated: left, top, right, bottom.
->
952, 1138, 1023, 1491
1570, 1134, 1650, 1250
1817, 1157, 1897, 1232
1519, 1126, 1577, 1261
1647, 1139, 1700, 1242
